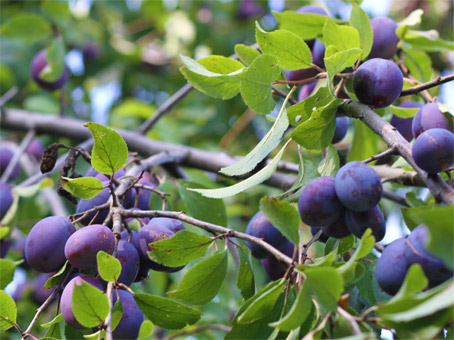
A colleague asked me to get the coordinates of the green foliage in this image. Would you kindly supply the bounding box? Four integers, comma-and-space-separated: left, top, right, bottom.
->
97, 251, 122, 282
273, 11, 328, 40
0, 290, 16, 332
40, 37, 66, 82
236, 246, 255, 300
72, 281, 109, 328
0, 259, 16, 290
1, 13, 52, 44
234, 44, 260, 66
138, 320, 154, 339
60, 176, 104, 199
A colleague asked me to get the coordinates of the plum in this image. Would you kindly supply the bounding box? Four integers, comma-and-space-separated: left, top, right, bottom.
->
32, 273, 55, 305
321, 213, 351, 239
332, 116, 348, 144
353, 58, 403, 108
345, 205, 386, 241
26, 138, 45, 161
112, 290, 144, 339
30, 49, 69, 91
311, 226, 330, 243
0, 183, 13, 220
298, 176, 343, 227
0, 147, 20, 182
237, 0, 263, 20
298, 81, 317, 102
369, 17, 399, 60
64, 224, 115, 270
390, 101, 422, 142
261, 241, 294, 281
245, 211, 286, 259
412, 128, 454, 174
75, 181, 110, 225
123, 181, 155, 211
335, 161, 382, 212
411, 103, 453, 138
116, 240, 140, 286
25, 216, 76, 273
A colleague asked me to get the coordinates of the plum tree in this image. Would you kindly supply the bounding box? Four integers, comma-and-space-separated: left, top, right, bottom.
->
369, 17, 399, 59
24, 216, 76, 273
412, 128, 454, 174
0, 147, 20, 181
30, 49, 69, 91
64, 224, 116, 270
0, 182, 13, 220
411, 102, 454, 138
112, 290, 145, 340
390, 101, 422, 142
334, 161, 383, 212
345, 205, 386, 241
298, 176, 343, 227
353, 58, 403, 108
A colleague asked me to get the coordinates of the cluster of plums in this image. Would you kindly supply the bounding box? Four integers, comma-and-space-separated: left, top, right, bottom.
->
376, 225, 453, 295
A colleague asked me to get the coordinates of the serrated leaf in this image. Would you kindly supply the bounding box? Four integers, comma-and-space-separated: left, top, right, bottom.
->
349, 5, 373, 59
237, 279, 285, 323
291, 99, 341, 149
60, 177, 104, 199
269, 281, 312, 331
323, 18, 360, 52
403, 48, 432, 83
324, 47, 362, 95
220, 87, 294, 176
40, 37, 66, 82
188, 139, 291, 198
1, 13, 52, 44
177, 180, 227, 227
72, 281, 109, 328
41, 314, 64, 328
273, 11, 328, 40
138, 320, 153, 339
44, 261, 68, 289
237, 246, 255, 300
318, 144, 339, 177
259, 196, 300, 245
97, 251, 122, 282
134, 293, 201, 329
255, 23, 312, 70
389, 105, 419, 118
168, 251, 228, 305
287, 86, 334, 125
234, 44, 260, 66
85, 122, 128, 175
0, 259, 16, 290
147, 230, 213, 267
0, 290, 16, 332
238, 54, 280, 114
302, 266, 343, 312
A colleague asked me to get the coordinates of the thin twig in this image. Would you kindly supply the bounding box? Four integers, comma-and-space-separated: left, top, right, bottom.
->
274, 72, 327, 85
363, 146, 397, 164
337, 306, 362, 335
301, 229, 322, 263
0, 86, 19, 108
382, 190, 410, 207
1, 130, 35, 183
400, 73, 454, 97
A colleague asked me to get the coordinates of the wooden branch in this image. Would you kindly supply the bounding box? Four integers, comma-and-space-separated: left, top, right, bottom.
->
400, 73, 454, 97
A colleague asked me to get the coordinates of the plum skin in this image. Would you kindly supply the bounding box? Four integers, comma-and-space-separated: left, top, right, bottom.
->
116, 240, 140, 286
332, 116, 348, 144
30, 49, 69, 91
0, 183, 13, 220
411, 103, 454, 138
298, 176, 343, 227
412, 128, 454, 174
76, 181, 111, 225
112, 290, 145, 340
25, 216, 76, 273
353, 58, 403, 108
369, 17, 399, 60
344, 205, 386, 242
334, 161, 383, 212
0, 147, 21, 182
321, 213, 351, 239
245, 211, 286, 259
261, 241, 294, 281
60, 275, 104, 329
64, 224, 116, 270
390, 101, 422, 142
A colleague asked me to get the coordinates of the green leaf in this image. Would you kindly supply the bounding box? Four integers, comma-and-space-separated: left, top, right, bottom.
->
39, 37, 66, 82
0, 291, 16, 332
259, 196, 300, 245
1, 13, 52, 44
402, 29, 454, 52
138, 320, 154, 339
291, 99, 341, 149
180, 55, 243, 100
84, 122, 128, 175
397, 9, 424, 38
220, 87, 294, 176
401, 205, 454, 269
347, 119, 382, 162
0, 227, 9, 240
234, 44, 260, 66
13, 178, 53, 198
111, 298, 123, 332
134, 293, 202, 329
237, 246, 255, 300
238, 54, 280, 114
83, 330, 104, 340
287, 86, 334, 125
403, 48, 433, 83
269, 281, 312, 331
324, 47, 362, 95
97, 251, 122, 282
111, 98, 156, 119
147, 229, 213, 267
42, 0, 70, 26
177, 180, 227, 227
389, 105, 419, 119
273, 11, 329, 40
60, 177, 104, 199
41, 313, 63, 328
318, 144, 340, 177
188, 139, 291, 198
349, 5, 373, 60
44, 261, 68, 289
393, 264, 428, 301
0, 259, 16, 290
168, 251, 228, 305
338, 229, 375, 276
323, 18, 360, 52
302, 267, 343, 311
72, 281, 109, 328
237, 279, 285, 323
255, 23, 312, 70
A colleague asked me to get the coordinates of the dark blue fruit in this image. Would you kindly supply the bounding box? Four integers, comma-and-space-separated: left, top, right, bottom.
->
298, 81, 317, 102
30, 49, 69, 91
124, 181, 155, 211
321, 213, 351, 239
412, 128, 454, 174
26, 138, 45, 161
353, 58, 403, 108
25, 216, 76, 273
311, 226, 329, 243
261, 241, 294, 281
335, 161, 382, 212
0, 147, 20, 182
332, 116, 348, 144
390, 101, 422, 142
245, 211, 286, 259
112, 290, 145, 339
345, 205, 386, 241
116, 240, 140, 286
369, 17, 399, 60
376, 238, 411, 295
411, 103, 453, 138
0, 183, 13, 220
298, 176, 343, 227
75, 181, 110, 225
32, 273, 55, 305
64, 224, 115, 270
237, 0, 263, 20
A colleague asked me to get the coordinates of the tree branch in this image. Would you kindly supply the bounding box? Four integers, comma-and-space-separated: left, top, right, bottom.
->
400, 73, 454, 97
